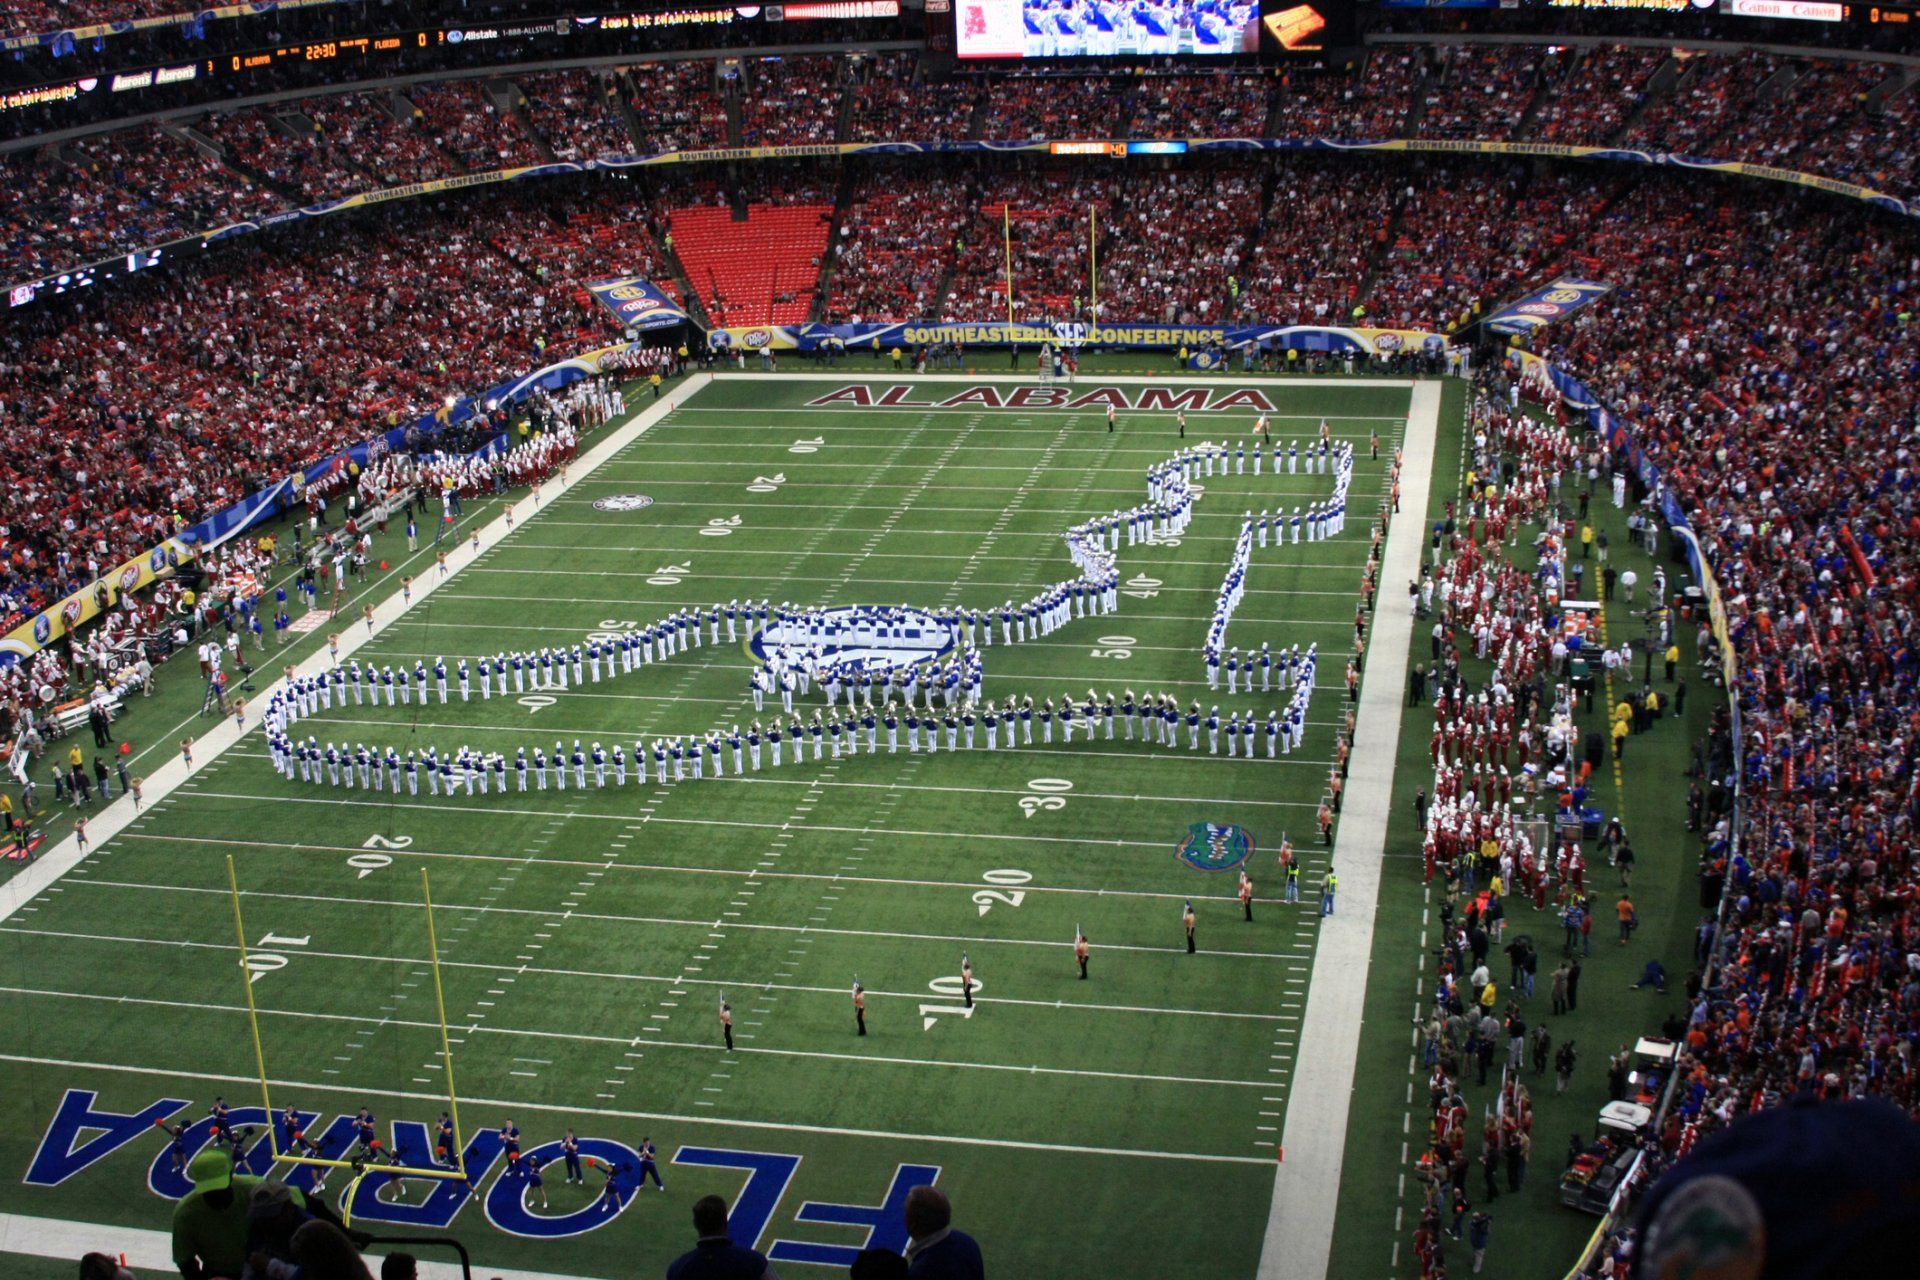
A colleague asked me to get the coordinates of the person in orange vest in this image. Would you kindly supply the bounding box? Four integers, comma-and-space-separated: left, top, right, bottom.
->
1318, 801, 1335, 844
852, 981, 867, 1036
1239, 871, 1255, 922
1074, 930, 1089, 980
1183, 900, 1197, 953
718, 998, 734, 1051
960, 953, 975, 1008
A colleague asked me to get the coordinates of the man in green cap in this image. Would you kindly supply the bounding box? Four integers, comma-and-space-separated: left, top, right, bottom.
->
172, 1149, 303, 1280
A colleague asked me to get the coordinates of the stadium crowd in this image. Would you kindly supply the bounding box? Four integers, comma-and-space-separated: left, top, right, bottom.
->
0, 46, 1917, 1273
846, 52, 982, 143
1401, 174, 1920, 1273
9, 47, 1920, 290
0, 180, 665, 644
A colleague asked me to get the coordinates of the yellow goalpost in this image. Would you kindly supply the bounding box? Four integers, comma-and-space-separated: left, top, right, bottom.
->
225, 856, 471, 1206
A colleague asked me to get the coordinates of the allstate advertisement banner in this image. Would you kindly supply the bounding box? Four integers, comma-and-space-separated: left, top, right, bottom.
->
587, 277, 689, 332
707, 320, 1444, 355
1484, 278, 1612, 336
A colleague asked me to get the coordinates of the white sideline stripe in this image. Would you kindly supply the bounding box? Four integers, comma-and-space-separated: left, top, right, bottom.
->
1258, 380, 1441, 1279
0, 1053, 1272, 1166
0, 985, 1279, 1088
0, 1211, 581, 1280
62, 878, 1317, 958
117, 831, 1330, 906
0, 374, 714, 928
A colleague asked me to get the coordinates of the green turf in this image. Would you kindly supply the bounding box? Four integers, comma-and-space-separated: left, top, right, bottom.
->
0, 368, 1415, 1278
1325, 385, 1718, 1280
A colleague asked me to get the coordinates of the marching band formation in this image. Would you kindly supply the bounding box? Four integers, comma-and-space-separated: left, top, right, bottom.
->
256, 429, 1352, 796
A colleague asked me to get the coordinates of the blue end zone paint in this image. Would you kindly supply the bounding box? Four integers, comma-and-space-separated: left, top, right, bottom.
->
1176, 821, 1255, 872
768, 1163, 941, 1268
671, 1147, 803, 1250
483, 1137, 639, 1238
147, 1107, 319, 1199
26, 1089, 190, 1187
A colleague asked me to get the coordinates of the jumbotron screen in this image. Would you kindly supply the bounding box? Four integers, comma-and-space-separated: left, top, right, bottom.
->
954, 0, 1263, 58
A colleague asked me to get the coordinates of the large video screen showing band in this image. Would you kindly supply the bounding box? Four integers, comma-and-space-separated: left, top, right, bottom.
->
955, 0, 1262, 59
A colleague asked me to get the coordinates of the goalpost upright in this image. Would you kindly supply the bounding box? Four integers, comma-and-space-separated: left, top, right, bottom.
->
225, 856, 470, 1187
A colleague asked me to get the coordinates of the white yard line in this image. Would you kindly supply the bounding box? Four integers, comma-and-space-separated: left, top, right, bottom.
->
0, 374, 715, 927
1, 923, 1310, 974
115, 831, 1330, 907
0, 1052, 1274, 1166
158, 788, 1340, 841
1258, 380, 1441, 1280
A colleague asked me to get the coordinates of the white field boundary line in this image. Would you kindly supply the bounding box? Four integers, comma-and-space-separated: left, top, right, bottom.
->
0, 1211, 585, 1280
114, 831, 1332, 908
0, 373, 716, 927
0, 1052, 1274, 1166
1258, 380, 1441, 1280
0, 984, 1287, 1089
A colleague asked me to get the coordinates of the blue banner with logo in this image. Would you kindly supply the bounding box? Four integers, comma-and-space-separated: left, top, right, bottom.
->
707, 320, 1445, 355
587, 278, 689, 332
1484, 278, 1612, 336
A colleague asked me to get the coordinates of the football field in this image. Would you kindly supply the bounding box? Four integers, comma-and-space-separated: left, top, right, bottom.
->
0, 371, 1427, 1279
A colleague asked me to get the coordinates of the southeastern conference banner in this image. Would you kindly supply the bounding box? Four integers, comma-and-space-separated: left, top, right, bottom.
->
1484, 278, 1612, 336
587, 277, 690, 332
705, 320, 1445, 355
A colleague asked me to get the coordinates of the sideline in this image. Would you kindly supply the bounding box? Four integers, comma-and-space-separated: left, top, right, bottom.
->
1257, 378, 1442, 1280
0, 374, 714, 927
0, 1210, 592, 1280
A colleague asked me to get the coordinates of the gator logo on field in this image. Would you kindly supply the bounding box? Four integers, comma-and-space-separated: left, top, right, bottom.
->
592, 495, 655, 512
1176, 821, 1254, 873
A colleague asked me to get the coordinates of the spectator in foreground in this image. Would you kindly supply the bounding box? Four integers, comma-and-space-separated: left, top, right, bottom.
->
666, 1194, 780, 1279
78, 1254, 136, 1280
380, 1251, 419, 1280
903, 1186, 983, 1280
1632, 1098, 1920, 1280
172, 1150, 274, 1280
850, 1246, 910, 1278
286, 1219, 373, 1280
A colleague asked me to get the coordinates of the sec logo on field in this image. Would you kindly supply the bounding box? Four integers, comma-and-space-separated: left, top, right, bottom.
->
592, 495, 655, 512
1176, 821, 1255, 873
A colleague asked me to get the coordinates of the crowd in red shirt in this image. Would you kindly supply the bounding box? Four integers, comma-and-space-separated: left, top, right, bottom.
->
11, 47, 1920, 294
